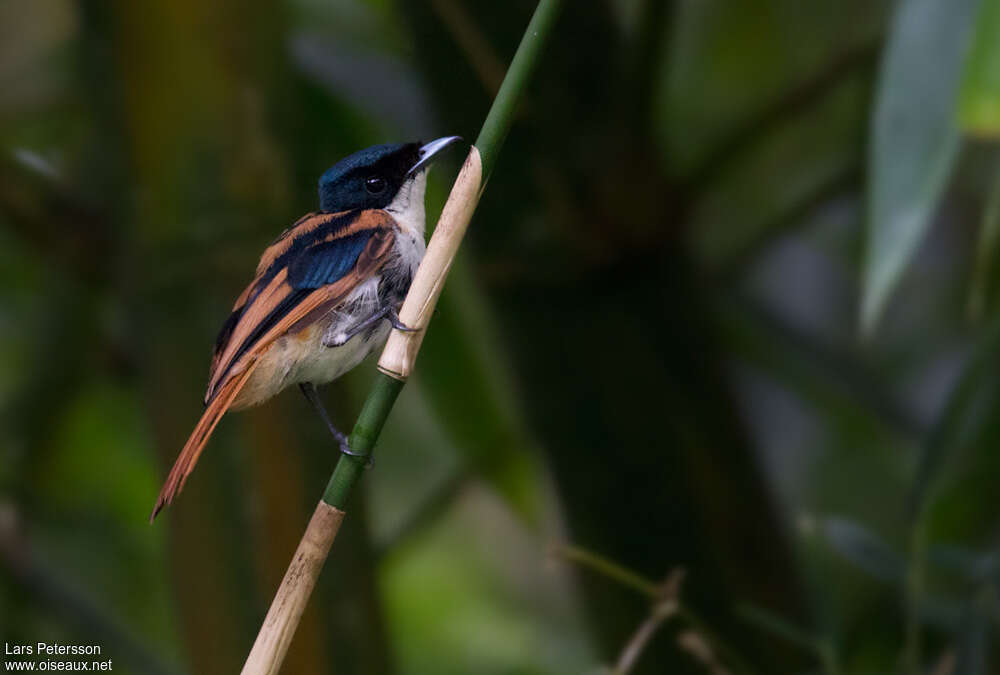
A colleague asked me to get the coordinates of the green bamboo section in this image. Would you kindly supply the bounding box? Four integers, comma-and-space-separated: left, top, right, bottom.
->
321, 0, 563, 512
474, 0, 564, 183
322, 375, 403, 508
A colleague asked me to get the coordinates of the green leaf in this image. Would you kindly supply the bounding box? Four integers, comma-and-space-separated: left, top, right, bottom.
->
910, 309, 1000, 518
821, 517, 905, 583
959, 0, 1000, 137
968, 168, 1000, 319
860, 0, 976, 335
927, 545, 999, 582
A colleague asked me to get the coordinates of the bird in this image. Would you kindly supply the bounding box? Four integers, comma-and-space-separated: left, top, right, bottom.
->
150, 136, 462, 521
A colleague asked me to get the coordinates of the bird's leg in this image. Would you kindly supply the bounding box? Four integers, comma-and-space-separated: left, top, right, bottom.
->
385, 306, 415, 332
298, 382, 371, 464
323, 305, 417, 348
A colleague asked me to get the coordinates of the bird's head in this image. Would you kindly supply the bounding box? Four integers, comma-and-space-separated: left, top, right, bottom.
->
318, 136, 462, 213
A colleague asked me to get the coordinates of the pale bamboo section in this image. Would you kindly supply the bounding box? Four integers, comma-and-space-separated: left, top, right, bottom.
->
378, 146, 484, 379
241, 501, 345, 675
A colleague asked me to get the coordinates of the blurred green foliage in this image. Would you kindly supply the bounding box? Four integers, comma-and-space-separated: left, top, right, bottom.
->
3, 0, 1000, 674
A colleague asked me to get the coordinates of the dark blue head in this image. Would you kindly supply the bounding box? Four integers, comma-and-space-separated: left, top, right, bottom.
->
317, 137, 463, 212
318, 142, 420, 212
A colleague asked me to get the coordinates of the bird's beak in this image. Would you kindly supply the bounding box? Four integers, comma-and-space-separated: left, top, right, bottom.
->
408, 136, 463, 176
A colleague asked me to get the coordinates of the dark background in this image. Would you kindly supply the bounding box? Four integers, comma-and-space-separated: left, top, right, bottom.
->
2, 0, 1000, 673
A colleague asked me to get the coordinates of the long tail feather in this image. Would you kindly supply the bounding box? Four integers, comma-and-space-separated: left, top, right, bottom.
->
150, 364, 258, 522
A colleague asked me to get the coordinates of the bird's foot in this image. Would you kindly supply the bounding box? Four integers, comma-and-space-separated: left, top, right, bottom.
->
386, 307, 417, 333
338, 437, 374, 468
323, 305, 417, 347
299, 381, 372, 467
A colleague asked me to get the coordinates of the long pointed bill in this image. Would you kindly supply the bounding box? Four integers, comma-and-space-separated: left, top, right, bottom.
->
408, 136, 463, 176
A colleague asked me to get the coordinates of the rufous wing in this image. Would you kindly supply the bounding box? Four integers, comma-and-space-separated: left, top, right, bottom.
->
150, 212, 397, 520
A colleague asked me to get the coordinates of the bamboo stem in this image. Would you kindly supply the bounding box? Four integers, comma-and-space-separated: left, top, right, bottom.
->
612, 570, 684, 675
242, 1, 564, 671
242, 502, 344, 675
377, 147, 484, 379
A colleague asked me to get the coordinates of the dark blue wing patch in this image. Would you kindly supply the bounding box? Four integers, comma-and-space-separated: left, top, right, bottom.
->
288, 230, 374, 289
205, 208, 398, 406
217, 229, 378, 384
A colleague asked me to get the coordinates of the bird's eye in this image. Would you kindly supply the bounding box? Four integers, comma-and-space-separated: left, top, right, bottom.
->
365, 176, 387, 194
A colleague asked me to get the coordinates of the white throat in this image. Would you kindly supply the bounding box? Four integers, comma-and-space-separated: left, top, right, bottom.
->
384, 172, 428, 238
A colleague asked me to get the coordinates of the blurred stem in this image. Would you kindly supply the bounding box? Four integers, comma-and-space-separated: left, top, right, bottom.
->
613, 574, 682, 675
736, 604, 841, 675
968, 165, 1000, 320
552, 543, 662, 598
713, 163, 861, 282
683, 36, 879, 198
627, 0, 671, 134
551, 543, 757, 675
902, 521, 927, 674
675, 606, 758, 675
900, 299, 1000, 673
430, 0, 505, 94
717, 294, 922, 441
909, 308, 1000, 517
817, 638, 842, 675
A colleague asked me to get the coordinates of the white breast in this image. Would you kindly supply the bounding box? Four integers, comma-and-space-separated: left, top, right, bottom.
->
233, 279, 385, 409
385, 171, 428, 278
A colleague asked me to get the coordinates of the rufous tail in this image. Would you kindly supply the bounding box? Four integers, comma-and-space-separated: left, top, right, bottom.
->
149, 365, 257, 522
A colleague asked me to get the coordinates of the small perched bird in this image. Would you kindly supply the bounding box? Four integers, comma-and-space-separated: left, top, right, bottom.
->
151, 137, 462, 521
